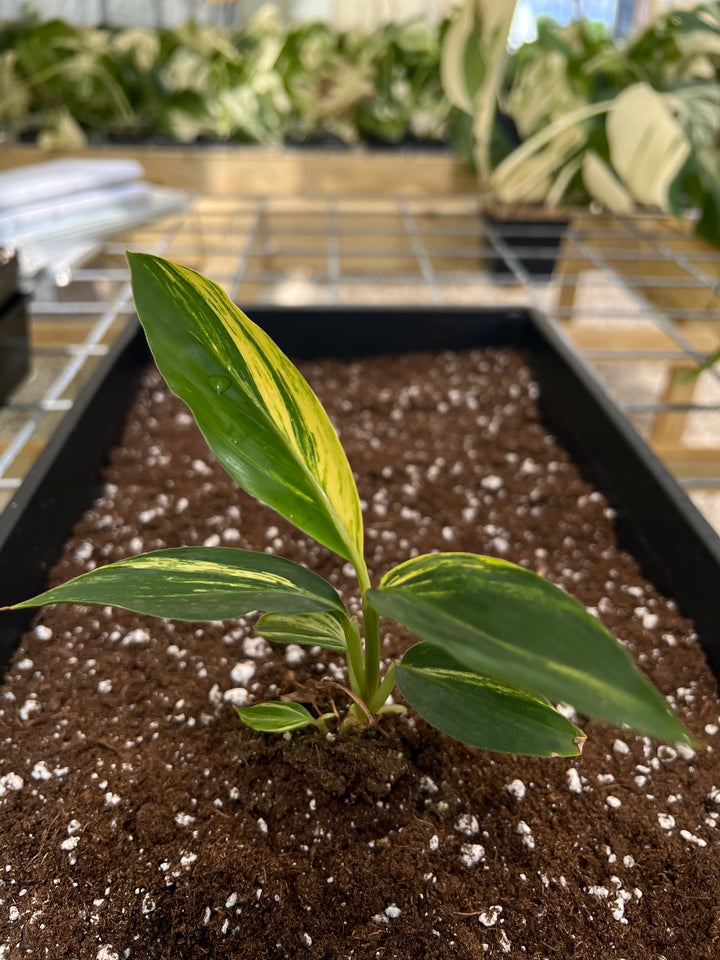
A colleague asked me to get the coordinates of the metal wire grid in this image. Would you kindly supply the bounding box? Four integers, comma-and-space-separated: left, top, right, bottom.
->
2, 192, 719, 530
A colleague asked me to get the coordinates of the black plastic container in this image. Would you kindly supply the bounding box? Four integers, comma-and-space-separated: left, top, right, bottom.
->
1, 307, 719, 681
0, 249, 29, 403
484, 212, 568, 279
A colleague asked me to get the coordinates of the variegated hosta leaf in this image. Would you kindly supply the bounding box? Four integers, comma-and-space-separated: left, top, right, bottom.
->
127, 253, 364, 568
607, 82, 690, 210
7, 547, 346, 621
396, 643, 585, 757
256, 610, 347, 651
236, 701, 328, 733
367, 553, 689, 745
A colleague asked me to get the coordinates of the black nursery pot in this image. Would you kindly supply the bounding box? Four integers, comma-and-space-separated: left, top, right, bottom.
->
484, 212, 569, 279
1, 306, 719, 684
0, 249, 29, 404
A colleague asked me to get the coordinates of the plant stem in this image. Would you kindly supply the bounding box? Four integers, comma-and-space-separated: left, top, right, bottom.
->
343, 616, 366, 699
361, 597, 381, 705
353, 559, 381, 706
367, 663, 396, 714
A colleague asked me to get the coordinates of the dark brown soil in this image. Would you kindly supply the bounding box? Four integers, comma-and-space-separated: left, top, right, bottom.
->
1, 347, 718, 960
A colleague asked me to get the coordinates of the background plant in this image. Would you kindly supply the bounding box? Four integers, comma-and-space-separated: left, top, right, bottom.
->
442, 0, 720, 245
4, 253, 690, 757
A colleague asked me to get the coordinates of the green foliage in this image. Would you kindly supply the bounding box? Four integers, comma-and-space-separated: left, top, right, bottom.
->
5, 253, 691, 756
0, 11, 448, 147
442, 0, 720, 244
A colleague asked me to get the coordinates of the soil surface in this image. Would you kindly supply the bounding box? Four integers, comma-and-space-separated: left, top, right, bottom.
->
1, 347, 718, 960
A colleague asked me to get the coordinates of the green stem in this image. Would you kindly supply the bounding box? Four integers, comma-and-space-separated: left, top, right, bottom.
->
362, 597, 381, 705
313, 713, 335, 736
367, 663, 396, 714
353, 558, 381, 706
342, 616, 366, 699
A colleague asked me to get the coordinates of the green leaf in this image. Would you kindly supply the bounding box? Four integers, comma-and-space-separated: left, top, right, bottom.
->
256, 610, 347, 651
7, 547, 346, 621
127, 253, 364, 568
236, 701, 325, 733
368, 553, 689, 745
396, 643, 585, 757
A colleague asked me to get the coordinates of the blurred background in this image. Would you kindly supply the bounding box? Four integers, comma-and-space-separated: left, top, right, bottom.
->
0, 0, 718, 535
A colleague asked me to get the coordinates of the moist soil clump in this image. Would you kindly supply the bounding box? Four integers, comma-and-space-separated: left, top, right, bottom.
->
1, 347, 718, 959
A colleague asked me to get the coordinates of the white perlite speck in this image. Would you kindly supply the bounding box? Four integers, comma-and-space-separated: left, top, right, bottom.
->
243, 636, 270, 659
606, 796, 622, 809
31, 761, 52, 781
97, 679, 113, 694
384, 904, 401, 919
481, 475, 503, 491
459, 843, 485, 867
680, 829, 706, 847
223, 688, 250, 707
34, 624, 52, 641
302, 933, 313, 947
96, 948, 119, 960
61, 836, 79, 851
0, 773, 23, 796
285, 644, 305, 666
658, 813, 675, 830
419, 775, 438, 795
478, 905, 502, 927
174, 813, 195, 827
18, 698, 41, 722
566, 768, 583, 794
613, 739, 630, 755
454, 814, 479, 836
429, 835, 439, 852
516, 821, 535, 849
506, 779, 526, 800
230, 661, 256, 686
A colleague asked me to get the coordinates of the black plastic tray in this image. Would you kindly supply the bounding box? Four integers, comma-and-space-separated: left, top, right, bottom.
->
1, 306, 719, 681
0, 293, 29, 405
0, 248, 19, 311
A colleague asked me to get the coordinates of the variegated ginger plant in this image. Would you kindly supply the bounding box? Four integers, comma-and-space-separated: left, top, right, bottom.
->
4, 254, 691, 756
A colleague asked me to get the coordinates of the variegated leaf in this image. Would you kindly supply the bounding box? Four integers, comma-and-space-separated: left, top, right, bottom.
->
368, 552, 689, 745
236, 701, 326, 733
7, 547, 346, 621
127, 253, 364, 567
396, 643, 585, 757
256, 610, 347, 651
582, 150, 634, 215
607, 83, 690, 210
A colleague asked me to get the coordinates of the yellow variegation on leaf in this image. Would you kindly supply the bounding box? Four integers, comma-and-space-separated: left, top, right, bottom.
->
127, 253, 364, 572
